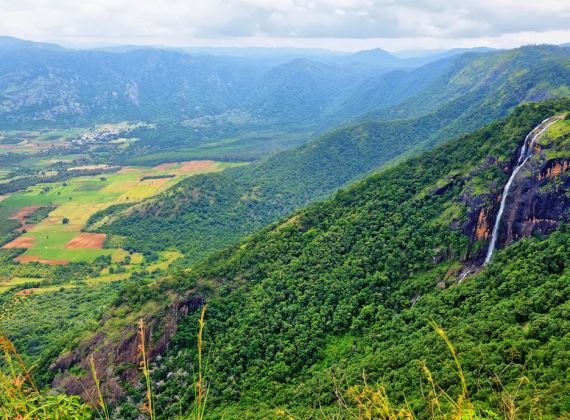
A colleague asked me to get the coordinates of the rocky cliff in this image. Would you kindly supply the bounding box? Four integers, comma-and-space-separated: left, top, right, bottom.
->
498, 154, 570, 246
50, 294, 205, 404
463, 116, 570, 261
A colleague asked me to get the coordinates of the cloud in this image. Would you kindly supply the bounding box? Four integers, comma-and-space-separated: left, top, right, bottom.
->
0, 0, 568, 50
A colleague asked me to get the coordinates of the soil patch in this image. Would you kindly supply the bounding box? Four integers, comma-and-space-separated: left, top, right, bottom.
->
9, 206, 44, 231
14, 255, 69, 265
11, 206, 42, 221
64, 233, 106, 249
3, 236, 35, 249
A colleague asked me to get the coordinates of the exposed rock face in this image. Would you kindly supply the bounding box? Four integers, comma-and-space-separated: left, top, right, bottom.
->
50, 294, 205, 404
539, 159, 570, 180
464, 149, 569, 262
460, 122, 570, 263
474, 208, 491, 240
462, 192, 498, 260
499, 155, 570, 247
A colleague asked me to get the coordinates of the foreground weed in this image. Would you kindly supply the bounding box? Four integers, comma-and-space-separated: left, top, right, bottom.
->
0, 333, 90, 418
138, 318, 156, 420
191, 305, 209, 420
322, 322, 541, 420
88, 354, 110, 420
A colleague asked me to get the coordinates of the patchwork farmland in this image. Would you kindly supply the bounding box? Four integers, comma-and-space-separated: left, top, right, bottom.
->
0, 160, 239, 264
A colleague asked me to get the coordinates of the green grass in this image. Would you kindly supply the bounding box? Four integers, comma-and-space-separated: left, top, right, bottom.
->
541, 118, 570, 159
0, 160, 236, 263
147, 251, 183, 273
0, 276, 45, 293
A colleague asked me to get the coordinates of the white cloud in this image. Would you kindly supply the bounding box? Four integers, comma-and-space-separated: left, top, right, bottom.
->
0, 0, 568, 50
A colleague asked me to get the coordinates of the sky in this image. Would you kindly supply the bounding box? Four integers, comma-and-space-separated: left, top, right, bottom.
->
0, 0, 569, 52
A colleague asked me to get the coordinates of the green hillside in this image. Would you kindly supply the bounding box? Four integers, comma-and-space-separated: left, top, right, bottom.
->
1, 38, 570, 420
137, 99, 570, 418
2, 99, 569, 419
97, 46, 570, 264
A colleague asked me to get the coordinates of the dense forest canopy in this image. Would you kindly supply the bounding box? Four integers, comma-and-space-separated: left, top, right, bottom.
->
112, 100, 570, 417
0, 33, 569, 419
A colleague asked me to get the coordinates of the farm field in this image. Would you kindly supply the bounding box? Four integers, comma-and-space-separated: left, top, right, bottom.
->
0, 276, 44, 293
0, 160, 240, 264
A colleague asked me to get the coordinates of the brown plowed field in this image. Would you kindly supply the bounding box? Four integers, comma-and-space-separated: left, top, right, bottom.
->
64, 233, 107, 249
14, 255, 69, 265
11, 206, 42, 220
2, 236, 35, 249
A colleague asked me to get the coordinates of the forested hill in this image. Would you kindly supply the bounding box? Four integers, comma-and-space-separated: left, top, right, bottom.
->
56, 100, 570, 417
0, 38, 440, 128
95, 46, 570, 263
324, 45, 570, 127
364, 45, 570, 122
1, 40, 568, 132
142, 99, 570, 418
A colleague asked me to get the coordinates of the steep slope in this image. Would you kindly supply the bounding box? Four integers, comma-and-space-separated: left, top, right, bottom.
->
148, 100, 570, 417
330, 45, 570, 127
327, 55, 458, 121
96, 46, 570, 262
0, 46, 265, 127
366, 46, 570, 126
52, 100, 570, 417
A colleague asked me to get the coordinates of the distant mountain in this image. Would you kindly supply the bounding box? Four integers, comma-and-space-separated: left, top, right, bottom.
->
332, 48, 404, 72
0, 44, 266, 127
96, 46, 570, 261
245, 58, 360, 123
179, 46, 345, 59
0, 38, 379, 128
323, 56, 458, 121
329, 47, 496, 73
0, 36, 63, 52
0, 37, 508, 129
360, 46, 570, 126
397, 46, 497, 60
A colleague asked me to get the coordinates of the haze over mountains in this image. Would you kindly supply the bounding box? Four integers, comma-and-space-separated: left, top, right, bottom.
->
0, 36, 507, 129
96, 44, 570, 263
0, 30, 570, 419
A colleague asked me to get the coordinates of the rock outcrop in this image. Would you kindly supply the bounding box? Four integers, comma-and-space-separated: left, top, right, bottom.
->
463, 128, 570, 262
499, 155, 570, 246
50, 294, 205, 404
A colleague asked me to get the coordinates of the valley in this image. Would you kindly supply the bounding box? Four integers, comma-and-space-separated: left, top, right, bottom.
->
0, 160, 240, 290
0, 32, 569, 419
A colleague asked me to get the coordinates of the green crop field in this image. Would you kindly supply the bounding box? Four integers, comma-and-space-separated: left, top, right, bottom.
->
0, 160, 242, 265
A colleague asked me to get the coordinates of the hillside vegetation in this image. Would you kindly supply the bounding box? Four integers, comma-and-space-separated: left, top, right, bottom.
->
103, 100, 570, 417
1, 100, 569, 419
97, 47, 570, 264
1, 37, 569, 419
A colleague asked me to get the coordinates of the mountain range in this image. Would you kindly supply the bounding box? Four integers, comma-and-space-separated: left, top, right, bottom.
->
95, 45, 570, 264
0, 36, 504, 129
0, 35, 569, 419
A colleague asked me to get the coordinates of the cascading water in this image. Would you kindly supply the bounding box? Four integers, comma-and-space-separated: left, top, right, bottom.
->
484, 117, 559, 264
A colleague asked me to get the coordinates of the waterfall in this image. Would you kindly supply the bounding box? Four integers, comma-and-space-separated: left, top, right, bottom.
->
484, 117, 558, 264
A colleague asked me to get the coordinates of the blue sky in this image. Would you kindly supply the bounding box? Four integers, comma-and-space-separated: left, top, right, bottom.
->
1, 0, 569, 51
